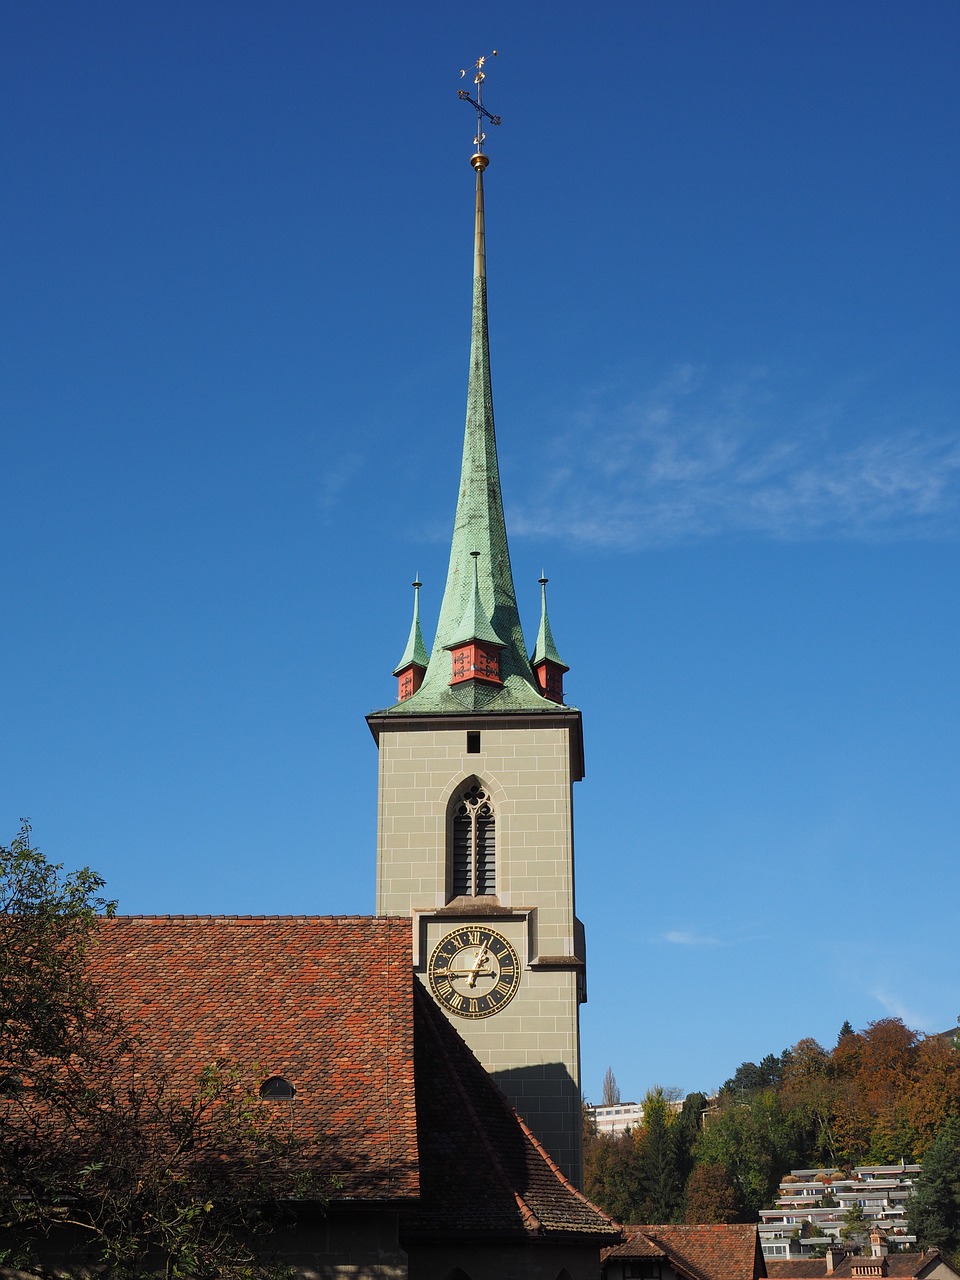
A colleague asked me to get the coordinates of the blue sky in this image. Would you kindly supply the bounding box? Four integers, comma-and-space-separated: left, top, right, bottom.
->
3, 1, 958, 1103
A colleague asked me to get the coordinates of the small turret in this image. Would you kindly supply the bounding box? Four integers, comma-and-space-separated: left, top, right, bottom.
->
445, 551, 504, 686
531, 574, 569, 704
393, 577, 430, 702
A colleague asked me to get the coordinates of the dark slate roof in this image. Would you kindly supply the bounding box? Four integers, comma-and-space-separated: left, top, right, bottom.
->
768, 1253, 958, 1280
406, 981, 621, 1241
605, 1224, 766, 1280
88, 916, 420, 1201
766, 1266, 831, 1279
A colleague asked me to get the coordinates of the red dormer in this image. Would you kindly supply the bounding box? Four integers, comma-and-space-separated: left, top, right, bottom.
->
397, 663, 426, 702
445, 551, 504, 688
450, 638, 502, 686
531, 575, 569, 704
533, 656, 566, 703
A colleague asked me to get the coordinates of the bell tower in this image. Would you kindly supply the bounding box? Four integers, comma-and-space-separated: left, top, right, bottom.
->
366, 58, 586, 1185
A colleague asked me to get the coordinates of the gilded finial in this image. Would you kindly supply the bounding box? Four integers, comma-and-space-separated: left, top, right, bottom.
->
458, 50, 501, 165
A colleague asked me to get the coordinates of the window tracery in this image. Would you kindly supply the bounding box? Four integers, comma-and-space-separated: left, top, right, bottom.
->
451, 781, 495, 897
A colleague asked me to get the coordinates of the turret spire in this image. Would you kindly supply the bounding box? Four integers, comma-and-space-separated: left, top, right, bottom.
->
393, 576, 430, 702
532, 573, 570, 704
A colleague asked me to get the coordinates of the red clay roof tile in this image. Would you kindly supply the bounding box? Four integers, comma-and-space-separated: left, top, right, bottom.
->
89, 916, 419, 1201
605, 1224, 765, 1280
88, 914, 620, 1242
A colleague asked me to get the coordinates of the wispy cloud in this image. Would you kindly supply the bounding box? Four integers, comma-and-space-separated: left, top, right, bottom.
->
870, 986, 936, 1033
509, 364, 960, 547
662, 929, 720, 947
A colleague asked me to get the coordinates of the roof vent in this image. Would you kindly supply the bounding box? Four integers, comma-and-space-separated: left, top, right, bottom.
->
259, 1075, 296, 1101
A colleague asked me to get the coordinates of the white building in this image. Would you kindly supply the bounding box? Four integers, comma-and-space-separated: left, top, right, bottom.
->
760, 1164, 921, 1259
588, 1102, 647, 1136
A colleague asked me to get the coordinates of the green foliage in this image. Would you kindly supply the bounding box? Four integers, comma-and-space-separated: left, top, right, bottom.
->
588, 1016, 960, 1229
840, 1204, 869, 1247
672, 1092, 706, 1210
0, 826, 321, 1279
583, 1132, 644, 1224
638, 1094, 680, 1223
1, 820, 119, 1079
721, 1051, 790, 1098
693, 1089, 802, 1220
907, 1116, 960, 1255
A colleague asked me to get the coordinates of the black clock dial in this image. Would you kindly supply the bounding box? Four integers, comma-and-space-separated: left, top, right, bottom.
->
427, 926, 521, 1019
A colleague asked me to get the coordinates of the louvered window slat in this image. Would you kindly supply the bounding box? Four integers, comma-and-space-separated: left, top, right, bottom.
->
450, 782, 495, 897
475, 814, 495, 895
452, 812, 472, 897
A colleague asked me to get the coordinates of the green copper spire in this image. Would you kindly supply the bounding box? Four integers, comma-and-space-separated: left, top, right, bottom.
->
447, 551, 504, 649
532, 574, 569, 671
376, 151, 560, 715
392, 576, 430, 675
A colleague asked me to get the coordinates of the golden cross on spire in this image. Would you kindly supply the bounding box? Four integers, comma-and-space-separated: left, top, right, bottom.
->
458, 50, 501, 153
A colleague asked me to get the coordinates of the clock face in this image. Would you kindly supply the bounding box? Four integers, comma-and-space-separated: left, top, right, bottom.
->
427, 926, 521, 1019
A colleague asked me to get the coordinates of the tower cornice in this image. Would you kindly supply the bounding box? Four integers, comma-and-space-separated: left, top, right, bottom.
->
365, 707, 585, 783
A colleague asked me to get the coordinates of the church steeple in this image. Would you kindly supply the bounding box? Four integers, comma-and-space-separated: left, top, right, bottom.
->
368, 64, 587, 1186
377, 118, 559, 715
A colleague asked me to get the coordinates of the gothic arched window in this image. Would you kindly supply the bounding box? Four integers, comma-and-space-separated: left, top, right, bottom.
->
451, 781, 495, 897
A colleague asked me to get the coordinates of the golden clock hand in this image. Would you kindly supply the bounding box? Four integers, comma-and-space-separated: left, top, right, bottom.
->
466, 941, 491, 988
434, 967, 496, 978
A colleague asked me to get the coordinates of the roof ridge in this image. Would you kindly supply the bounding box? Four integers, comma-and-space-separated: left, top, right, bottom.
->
635, 1230, 708, 1280
507, 1086, 622, 1231
98, 914, 402, 924
619, 1224, 761, 1280
414, 983, 542, 1233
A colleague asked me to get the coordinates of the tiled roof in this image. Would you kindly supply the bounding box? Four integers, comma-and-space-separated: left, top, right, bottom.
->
768, 1254, 956, 1280
605, 1224, 765, 1280
88, 916, 419, 1201
403, 981, 621, 1241
87, 914, 617, 1242
766, 1265, 833, 1278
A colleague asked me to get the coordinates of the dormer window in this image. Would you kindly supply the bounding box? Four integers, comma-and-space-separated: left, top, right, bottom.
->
259, 1076, 296, 1101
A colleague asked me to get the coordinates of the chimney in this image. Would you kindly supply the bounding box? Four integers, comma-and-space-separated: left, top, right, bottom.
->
826, 1246, 846, 1274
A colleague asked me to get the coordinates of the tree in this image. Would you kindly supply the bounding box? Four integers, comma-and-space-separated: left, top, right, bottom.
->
693, 1089, 800, 1220
684, 1163, 741, 1224
907, 1116, 960, 1256
779, 1037, 838, 1166
583, 1132, 644, 1224
602, 1066, 621, 1106
721, 1051, 789, 1098
901, 1035, 960, 1157
672, 1092, 706, 1208
637, 1089, 681, 1223
0, 826, 317, 1279
840, 1204, 869, 1249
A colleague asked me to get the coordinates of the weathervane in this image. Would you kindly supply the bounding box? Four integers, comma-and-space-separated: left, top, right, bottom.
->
458, 51, 501, 154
